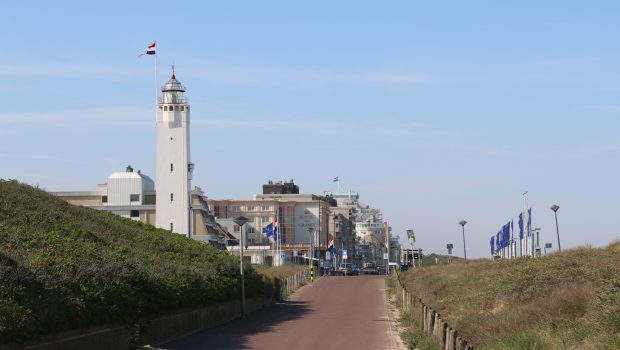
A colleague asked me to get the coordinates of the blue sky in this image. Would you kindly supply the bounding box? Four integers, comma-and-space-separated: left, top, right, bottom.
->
1, 1, 619, 258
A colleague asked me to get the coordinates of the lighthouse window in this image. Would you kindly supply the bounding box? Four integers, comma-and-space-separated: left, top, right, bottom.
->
163, 106, 168, 111
170, 193, 174, 202
170, 163, 174, 172
170, 223, 173, 231
180, 106, 185, 111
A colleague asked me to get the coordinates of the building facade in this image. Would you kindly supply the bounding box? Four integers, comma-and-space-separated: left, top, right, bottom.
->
53, 167, 222, 246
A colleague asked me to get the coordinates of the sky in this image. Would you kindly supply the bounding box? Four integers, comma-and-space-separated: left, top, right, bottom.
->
1, 1, 619, 258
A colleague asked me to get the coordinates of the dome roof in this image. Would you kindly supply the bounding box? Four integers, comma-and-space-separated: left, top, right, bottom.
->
161, 75, 185, 92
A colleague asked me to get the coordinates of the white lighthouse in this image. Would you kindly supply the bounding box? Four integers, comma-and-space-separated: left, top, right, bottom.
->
156, 68, 193, 237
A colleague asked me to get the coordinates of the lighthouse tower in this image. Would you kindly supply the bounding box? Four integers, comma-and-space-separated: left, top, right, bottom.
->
156, 68, 193, 237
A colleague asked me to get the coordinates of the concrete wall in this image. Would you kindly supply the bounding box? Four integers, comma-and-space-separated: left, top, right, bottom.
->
140, 297, 272, 347
5, 269, 312, 350
3, 298, 268, 350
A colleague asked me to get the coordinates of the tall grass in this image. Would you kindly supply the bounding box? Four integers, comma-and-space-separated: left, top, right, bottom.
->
400, 244, 620, 349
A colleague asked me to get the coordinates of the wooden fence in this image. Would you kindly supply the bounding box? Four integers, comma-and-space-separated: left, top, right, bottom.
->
279, 268, 311, 299
392, 273, 474, 350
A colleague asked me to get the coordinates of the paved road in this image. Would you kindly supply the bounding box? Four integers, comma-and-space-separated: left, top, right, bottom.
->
162, 275, 401, 350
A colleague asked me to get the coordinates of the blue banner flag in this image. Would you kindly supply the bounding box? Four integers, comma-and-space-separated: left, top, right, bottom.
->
527, 208, 532, 237
518, 213, 524, 239
496, 232, 500, 250
490, 237, 495, 255
265, 223, 274, 239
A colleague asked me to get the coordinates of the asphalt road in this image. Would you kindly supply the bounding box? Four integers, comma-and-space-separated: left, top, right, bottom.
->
161, 275, 401, 350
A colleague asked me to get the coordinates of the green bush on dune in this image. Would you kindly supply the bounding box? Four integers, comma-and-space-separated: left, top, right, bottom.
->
0, 180, 274, 344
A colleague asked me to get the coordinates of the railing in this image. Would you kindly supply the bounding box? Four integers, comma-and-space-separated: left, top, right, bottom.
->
392, 272, 474, 350
278, 269, 311, 299
157, 96, 189, 104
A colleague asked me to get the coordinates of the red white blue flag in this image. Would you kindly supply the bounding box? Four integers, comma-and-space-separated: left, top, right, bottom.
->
273, 215, 279, 240
139, 42, 156, 56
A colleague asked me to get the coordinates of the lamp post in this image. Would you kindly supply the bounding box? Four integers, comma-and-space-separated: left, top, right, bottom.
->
307, 227, 314, 269
550, 205, 561, 252
459, 220, 467, 261
233, 216, 248, 318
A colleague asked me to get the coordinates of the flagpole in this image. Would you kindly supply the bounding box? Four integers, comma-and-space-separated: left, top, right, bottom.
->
154, 43, 158, 108
277, 207, 280, 266
275, 207, 280, 266
280, 208, 282, 266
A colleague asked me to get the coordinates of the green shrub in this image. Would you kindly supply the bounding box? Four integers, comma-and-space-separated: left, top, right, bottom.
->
0, 180, 279, 344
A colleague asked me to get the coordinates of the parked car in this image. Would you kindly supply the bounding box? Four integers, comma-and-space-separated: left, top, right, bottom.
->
336, 263, 359, 276
362, 266, 378, 274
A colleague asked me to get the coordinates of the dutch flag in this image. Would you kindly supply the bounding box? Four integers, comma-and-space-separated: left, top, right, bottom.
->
139, 42, 156, 56
333, 176, 339, 182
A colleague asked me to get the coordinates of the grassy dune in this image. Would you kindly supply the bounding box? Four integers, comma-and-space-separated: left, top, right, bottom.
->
400, 243, 620, 349
0, 180, 281, 344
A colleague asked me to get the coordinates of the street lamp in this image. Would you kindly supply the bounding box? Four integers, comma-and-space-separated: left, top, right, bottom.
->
459, 220, 467, 261
550, 205, 561, 252
307, 227, 315, 267
233, 215, 248, 318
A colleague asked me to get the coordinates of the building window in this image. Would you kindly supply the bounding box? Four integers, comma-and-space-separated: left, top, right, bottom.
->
170, 223, 173, 231
230, 205, 241, 212
233, 225, 240, 232
170, 193, 174, 202
130, 194, 140, 202
261, 216, 271, 223
164, 106, 168, 111
170, 163, 174, 172
130, 210, 139, 218
247, 205, 255, 212
102, 195, 108, 203
180, 106, 185, 111
261, 205, 271, 211
246, 227, 255, 234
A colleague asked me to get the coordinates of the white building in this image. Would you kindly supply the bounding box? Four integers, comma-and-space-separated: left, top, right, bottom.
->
53, 166, 155, 222
107, 165, 155, 207
53, 167, 223, 246
155, 70, 193, 237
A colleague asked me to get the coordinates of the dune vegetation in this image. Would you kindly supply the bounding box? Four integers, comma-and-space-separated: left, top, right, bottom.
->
0, 179, 297, 344
398, 243, 620, 349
